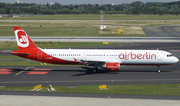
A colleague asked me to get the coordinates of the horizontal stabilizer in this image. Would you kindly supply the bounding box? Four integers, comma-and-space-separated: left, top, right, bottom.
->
11, 52, 30, 55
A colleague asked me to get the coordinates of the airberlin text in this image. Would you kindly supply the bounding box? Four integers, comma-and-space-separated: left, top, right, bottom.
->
119, 52, 156, 60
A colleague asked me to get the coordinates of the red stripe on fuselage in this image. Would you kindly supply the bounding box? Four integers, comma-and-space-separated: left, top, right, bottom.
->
11, 49, 78, 65
121, 63, 171, 66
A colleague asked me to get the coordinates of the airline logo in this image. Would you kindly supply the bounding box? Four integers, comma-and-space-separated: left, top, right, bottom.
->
19, 35, 27, 44
73, 57, 78, 62
15, 30, 29, 47
119, 52, 156, 60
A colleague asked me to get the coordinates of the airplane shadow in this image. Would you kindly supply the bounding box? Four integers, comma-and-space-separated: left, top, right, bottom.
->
4, 66, 171, 76
72, 67, 119, 76
72, 66, 171, 76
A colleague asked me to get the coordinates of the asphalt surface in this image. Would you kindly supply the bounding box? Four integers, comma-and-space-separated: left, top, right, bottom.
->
1, 95, 180, 106
0, 65, 179, 86
142, 25, 180, 37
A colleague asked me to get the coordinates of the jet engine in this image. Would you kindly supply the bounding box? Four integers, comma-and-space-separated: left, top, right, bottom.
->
101, 63, 120, 71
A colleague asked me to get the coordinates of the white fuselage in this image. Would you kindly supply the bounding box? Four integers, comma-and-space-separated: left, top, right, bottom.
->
41, 49, 179, 65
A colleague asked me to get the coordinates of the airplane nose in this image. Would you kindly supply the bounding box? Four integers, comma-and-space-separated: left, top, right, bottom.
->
174, 57, 179, 63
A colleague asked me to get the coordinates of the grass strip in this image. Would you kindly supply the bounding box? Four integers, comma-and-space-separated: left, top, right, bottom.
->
0, 56, 27, 59
99, 34, 145, 37
0, 26, 146, 37
1, 14, 180, 20
1, 84, 180, 96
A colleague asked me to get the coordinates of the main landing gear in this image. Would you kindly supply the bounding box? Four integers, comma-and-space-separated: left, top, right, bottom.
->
91, 63, 100, 73
157, 65, 161, 73
92, 66, 98, 73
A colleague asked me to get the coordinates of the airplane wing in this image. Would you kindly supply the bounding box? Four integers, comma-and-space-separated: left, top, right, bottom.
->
80, 60, 105, 66
80, 59, 122, 66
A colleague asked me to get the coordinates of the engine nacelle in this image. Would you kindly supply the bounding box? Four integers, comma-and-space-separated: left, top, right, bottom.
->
102, 63, 120, 71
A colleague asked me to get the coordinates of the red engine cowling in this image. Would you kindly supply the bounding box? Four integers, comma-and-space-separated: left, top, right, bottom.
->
106, 63, 120, 71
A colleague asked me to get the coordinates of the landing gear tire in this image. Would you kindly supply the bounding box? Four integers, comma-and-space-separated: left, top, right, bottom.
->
157, 65, 160, 73
92, 67, 98, 73
93, 69, 96, 73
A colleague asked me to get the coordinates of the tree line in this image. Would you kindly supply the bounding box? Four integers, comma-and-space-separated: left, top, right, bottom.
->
0, 1, 180, 15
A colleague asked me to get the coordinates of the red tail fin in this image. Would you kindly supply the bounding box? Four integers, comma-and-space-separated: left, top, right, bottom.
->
14, 27, 38, 50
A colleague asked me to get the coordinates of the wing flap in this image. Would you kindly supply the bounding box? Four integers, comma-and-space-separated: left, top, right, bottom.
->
80, 59, 122, 66
80, 59, 105, 66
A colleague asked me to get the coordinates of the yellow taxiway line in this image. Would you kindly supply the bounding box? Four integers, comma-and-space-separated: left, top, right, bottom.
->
15, 68, 28, 76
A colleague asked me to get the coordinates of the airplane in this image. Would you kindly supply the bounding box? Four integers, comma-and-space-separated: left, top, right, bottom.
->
11, 27, 179, 73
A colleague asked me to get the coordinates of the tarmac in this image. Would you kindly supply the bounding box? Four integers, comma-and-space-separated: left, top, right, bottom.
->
0, 95, 180, 106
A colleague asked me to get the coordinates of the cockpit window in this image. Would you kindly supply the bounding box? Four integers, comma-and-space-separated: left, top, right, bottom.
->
167, 54, 173, 57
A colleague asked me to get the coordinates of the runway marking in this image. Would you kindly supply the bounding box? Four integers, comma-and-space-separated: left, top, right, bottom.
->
15, 71, 24, 75
27, 72, 49, 74
15, 68, 28, 76
0, 72, 12, 74
164, 27, 180, 37
27, 69, 52, 75
0, 69, 13, 72
0, 69, 14, 74
168, 50, 180, 52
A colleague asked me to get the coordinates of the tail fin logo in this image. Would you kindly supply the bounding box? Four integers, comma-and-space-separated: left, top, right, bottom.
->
15, 30, 29, 47
19, 35, 27, 44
